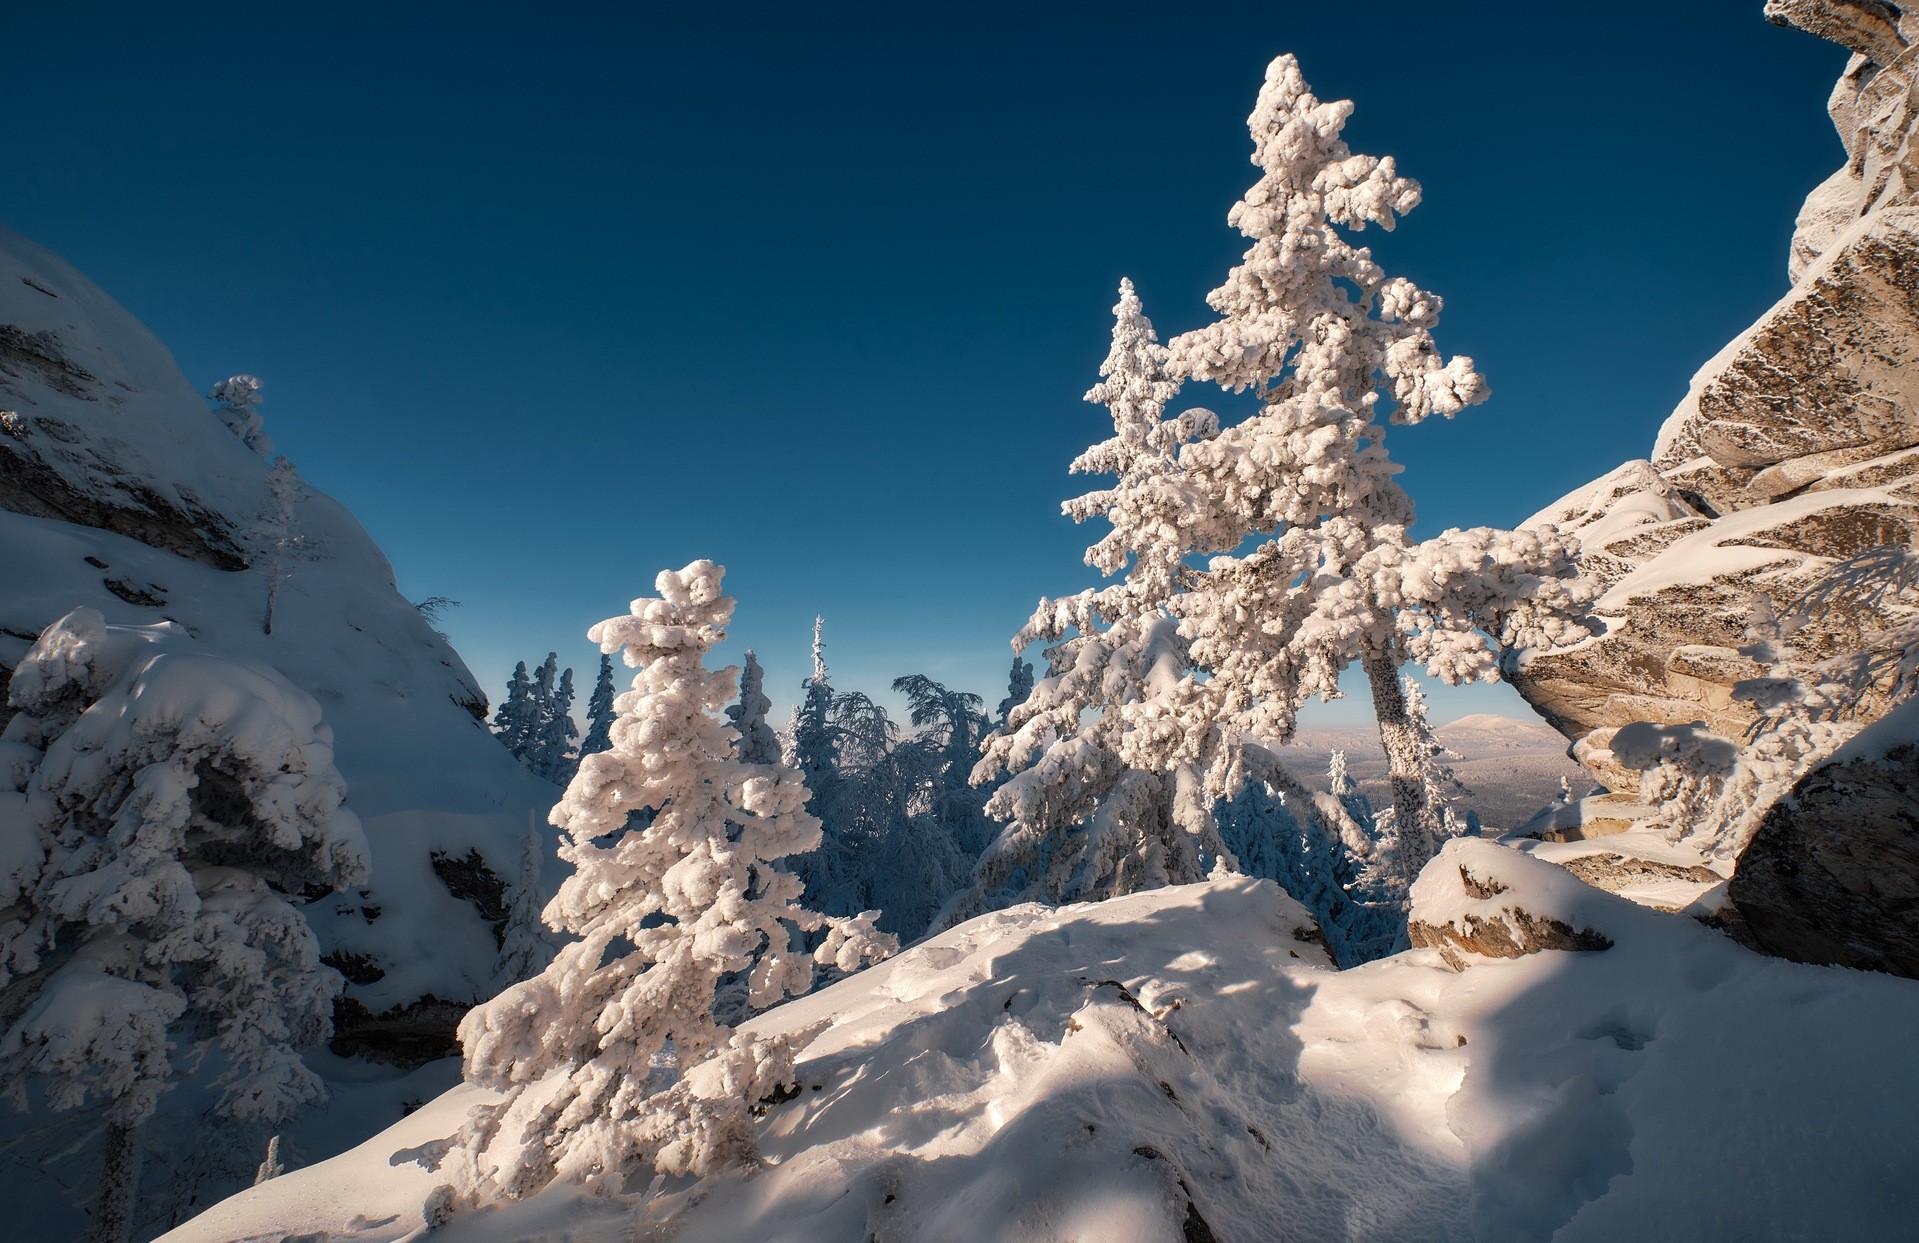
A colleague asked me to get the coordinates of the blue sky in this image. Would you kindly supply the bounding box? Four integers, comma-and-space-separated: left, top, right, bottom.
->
6, 3, 1848, 727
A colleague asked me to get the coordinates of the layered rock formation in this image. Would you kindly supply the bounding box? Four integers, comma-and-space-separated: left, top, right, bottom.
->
1730, 698, 1919, 975
1510, 1, 1919, 977
1514, 0, 1919, 795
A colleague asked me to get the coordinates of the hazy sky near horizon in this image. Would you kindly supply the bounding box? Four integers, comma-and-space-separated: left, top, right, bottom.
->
5, 2, 1849, 727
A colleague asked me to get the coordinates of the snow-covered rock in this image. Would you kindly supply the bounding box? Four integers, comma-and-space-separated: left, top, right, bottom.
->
1512, 9, 1919, 796
165, 858, 1919, 1242
1731, 695, 1919, 976
0, 223, 556, 1233
1406, 839, 1614, 970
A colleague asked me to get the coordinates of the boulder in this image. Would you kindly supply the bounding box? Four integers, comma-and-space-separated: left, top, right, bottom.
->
1407, 839, 1615, 971
1730, 698, 1919, 976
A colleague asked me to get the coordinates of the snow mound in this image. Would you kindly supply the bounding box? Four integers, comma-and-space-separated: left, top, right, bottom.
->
169, 856, 1919, 1242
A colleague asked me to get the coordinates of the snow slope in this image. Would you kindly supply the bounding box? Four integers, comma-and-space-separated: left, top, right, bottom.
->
167, 846, 1919, 1242
0, 225, 558, 1234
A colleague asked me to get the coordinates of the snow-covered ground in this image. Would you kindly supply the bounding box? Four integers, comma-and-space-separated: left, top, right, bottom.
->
167, 842, 1919, 1242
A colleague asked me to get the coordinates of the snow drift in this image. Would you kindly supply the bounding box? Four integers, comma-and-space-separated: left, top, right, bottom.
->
166, 849, 1919, 1242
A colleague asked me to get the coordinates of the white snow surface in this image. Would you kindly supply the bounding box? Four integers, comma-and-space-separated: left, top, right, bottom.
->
169, 847, 1919, 1242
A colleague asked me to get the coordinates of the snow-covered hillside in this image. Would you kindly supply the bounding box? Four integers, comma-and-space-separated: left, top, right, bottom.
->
0, 224, 557, 1235
167, 844, 1919, 1242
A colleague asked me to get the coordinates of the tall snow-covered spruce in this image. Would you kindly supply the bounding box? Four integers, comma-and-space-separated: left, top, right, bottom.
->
449, 562, 891, 1202
727, 650, 780, 766
251, 458, 318, 638
957, 279, 1233, 920
581, 653, 617, 759
532, 662, 579, 784
1150, 54, 1590, 846
0, 608, 367, 1243
492, 661, 536, 760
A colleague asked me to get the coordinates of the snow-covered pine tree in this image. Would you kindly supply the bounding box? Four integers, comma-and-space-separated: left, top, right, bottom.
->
893, 674, 994, 859
995, 654, 1034, 731
530, 663, 579, 784
525, 653, 562, 774
0, 609, 367, 1242
1146, 55, 1589, 848
784, 617, 842, 907
207, 374, 274, 457
785, 682, 968, 940
581, 654, 616, 759
727, 650, 781, 765
959, 279, 1233, 921
450, 563, 892, 1201
491, 661, 536, 761
496, 820, 552, 984
1214, 770, 1371, 961
786, 617, 833, 787
252, 458, 318, 637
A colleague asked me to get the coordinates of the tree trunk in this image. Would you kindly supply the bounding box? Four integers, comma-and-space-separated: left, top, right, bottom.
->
91, 1118, 142, 1243
1363, 651, 1430, 851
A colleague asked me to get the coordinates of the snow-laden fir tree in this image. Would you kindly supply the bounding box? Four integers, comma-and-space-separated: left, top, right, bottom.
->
728, 650, 781, 765
252, 1136, 284, 1187
783, 617, 842, 906
207, 373, 274, 457
530, 663, 579, 784
491, 661, 537, 760
893, 674, 995, 860
0, 609, 367, 1243
496, 820, 552, 985
1136, 54, 1589, 850
1214, 760, 1382, 963
785, 617, 833, 789
524, 653, 563, 775
449, 563, 892, 1201
787, 681, 970, 940
251, 458, 318, 637
581, 654, 617, 759
957, 279, 1237, 922
995, 654, 1034, 730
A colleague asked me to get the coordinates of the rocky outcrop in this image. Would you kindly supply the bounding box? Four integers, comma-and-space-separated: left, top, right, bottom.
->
0, 274, 253, 569
1513, 2, 1919, 795
1407, 840, 1616, 971
1729, 698, 1919, 976
0, 222, 556, 1068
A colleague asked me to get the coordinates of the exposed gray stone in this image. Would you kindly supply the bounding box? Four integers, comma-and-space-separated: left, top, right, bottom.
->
1512, 4, 1919, 796
1730, 701, 1919, 977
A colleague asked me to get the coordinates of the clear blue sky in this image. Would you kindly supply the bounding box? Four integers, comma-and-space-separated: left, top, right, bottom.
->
5, 3, 1848, 727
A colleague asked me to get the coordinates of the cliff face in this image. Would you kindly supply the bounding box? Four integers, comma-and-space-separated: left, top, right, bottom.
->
0, 225, 556, 1051
1509, 1, 1919, 978
1514, 2, 1919, 793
